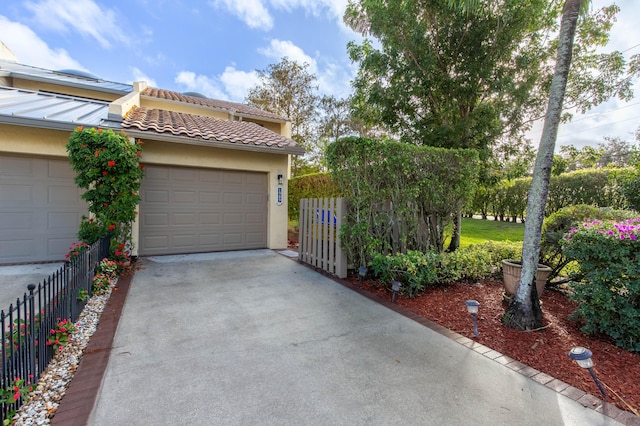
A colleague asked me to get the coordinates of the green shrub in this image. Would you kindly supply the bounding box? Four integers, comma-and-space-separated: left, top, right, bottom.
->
562, 218, 640, 352
369, 250, 442, 296
368, 241, 521, 296
288, 173, 342, 220
541, 204, 637, 282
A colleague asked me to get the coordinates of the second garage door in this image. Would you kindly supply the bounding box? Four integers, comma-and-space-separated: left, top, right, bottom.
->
138, 165, 268, 256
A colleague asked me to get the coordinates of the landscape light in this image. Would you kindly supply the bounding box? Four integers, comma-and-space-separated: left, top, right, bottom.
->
358, 266, 367, 288
569, 347, 607, 397
465, 300, 480, 336
391, 280, 402, 303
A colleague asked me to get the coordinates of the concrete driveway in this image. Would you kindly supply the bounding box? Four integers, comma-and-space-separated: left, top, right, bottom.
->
90, 250, 621, 425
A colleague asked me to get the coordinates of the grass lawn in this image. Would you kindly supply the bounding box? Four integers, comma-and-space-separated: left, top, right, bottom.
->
459, 217, 524, 247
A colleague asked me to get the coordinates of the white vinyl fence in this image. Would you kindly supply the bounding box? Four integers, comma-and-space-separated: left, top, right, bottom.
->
298, 198, 347, 278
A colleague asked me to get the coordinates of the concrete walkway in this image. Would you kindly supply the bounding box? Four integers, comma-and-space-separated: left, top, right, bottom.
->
90, 250, 622, 425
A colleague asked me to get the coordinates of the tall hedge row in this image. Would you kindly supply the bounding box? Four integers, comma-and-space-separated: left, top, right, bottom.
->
288, 173, 342, 220
326, 137, 479, 267
472, 167, 637, 221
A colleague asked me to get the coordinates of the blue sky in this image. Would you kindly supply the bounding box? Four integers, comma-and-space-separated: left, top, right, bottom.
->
0, 0, 638, 149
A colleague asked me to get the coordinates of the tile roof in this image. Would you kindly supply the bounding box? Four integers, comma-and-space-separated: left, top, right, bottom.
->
142, 87, 288, 122
0, 86, 110, 129
122, 107, 303, 153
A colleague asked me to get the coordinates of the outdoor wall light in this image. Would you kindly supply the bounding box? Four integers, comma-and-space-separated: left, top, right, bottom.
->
391, 280, 402, 303
358, 266, 368, 288
569, 346, 607, 397
277, 173, 284, 185
465, 300, 480, 336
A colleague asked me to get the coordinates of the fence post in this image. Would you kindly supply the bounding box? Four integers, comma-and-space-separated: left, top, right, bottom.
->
335, 198, 347, 278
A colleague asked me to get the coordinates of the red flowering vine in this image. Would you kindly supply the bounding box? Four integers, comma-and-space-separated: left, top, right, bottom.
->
66, 127, 144, 259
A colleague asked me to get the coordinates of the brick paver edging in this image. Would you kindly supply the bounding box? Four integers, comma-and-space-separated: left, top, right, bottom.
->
51, 271, 134, 426
292, 257, 640, 426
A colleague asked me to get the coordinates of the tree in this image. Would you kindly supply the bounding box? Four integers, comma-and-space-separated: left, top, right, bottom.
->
597, 136, 637, 167
344, 0, 637, 252
503, 0, 582, 330
246, 57, 320, 175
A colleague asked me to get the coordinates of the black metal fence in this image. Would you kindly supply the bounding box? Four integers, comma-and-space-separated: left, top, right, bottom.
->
0, 235, 110, 420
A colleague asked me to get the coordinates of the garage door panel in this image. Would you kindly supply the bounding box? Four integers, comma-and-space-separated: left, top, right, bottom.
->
199, 234, 220, 245
200, 170, 221, 182
1, 239, 32, 258
0, 212, 32, 229
0, 184, 32, 202
174, 213, 197, 225
199, 213, 220, 225
0, 155, 87, 264
139, 165, 267, 255
48, 161, 76, 178
199, 192, 220, 203
0, 157, 32, 175
142, 235, 170, 250
144, 190, 169, 203
48, 211, 81, 230
247, 213, 265, 225
49, 186, 81, 203
174, 191, 196, 203
246, 193, 265, 205
174, 168, 196, 182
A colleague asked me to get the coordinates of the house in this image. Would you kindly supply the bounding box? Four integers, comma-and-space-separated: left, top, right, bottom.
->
0, 53, 303, 264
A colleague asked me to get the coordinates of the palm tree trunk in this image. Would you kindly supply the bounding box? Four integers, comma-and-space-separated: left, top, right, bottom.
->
503, 0, 582, 330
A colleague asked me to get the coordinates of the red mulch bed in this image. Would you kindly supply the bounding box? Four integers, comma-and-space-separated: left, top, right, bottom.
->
346, 275, 640, 416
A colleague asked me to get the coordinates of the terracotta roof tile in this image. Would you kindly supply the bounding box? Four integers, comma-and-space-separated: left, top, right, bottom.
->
142, 87, 287, 121
122, 107, 302, 152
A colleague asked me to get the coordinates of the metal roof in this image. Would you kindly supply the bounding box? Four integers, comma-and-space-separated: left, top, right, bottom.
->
0, 60, 132, 95
0, 86, 114, 130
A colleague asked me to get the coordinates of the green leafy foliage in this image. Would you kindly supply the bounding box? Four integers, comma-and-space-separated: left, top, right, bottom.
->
562, 218, 640, 352
327, 137, 479, 267
46, 318, 77, 352
369, 241, 521, 297
0, 377, 34, 425
66, 127, 143, 256
541, 204, 637, 282
288, 173, 342, 219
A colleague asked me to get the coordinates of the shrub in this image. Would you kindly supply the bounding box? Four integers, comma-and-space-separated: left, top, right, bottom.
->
369, 250, 442, 297
541, 204, 637, 282
368, 241, 521, 297
562, 218, 640, 352
288, 173, 342, 221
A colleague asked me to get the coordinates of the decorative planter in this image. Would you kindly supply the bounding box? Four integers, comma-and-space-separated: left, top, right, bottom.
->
501, 259, 552, 302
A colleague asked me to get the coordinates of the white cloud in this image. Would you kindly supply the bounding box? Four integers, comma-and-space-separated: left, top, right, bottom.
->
258, 39, 317, 72
219, 67, 261, 101
130, 67, 157, 88
175, 68, 259, 102
209, 0, 350, 31
24, 0, 127, 49
0, 16, 86, 70
209, 0, 273, 31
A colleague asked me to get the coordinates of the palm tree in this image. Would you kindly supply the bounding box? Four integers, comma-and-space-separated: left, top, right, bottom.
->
503, 0, 585, 330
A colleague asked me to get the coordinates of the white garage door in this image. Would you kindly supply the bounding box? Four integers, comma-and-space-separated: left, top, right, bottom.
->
0, 154, 87, 264
138, 165, 268, 256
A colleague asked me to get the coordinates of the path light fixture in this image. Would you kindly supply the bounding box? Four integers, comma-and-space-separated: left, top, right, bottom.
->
569, 347, 607, 397
465, 300, 480, 337
391, 280, 402, 303
358, 266, 368, 288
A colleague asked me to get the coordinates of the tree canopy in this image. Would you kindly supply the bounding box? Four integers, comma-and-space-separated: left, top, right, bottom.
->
344, 0, 639, 156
